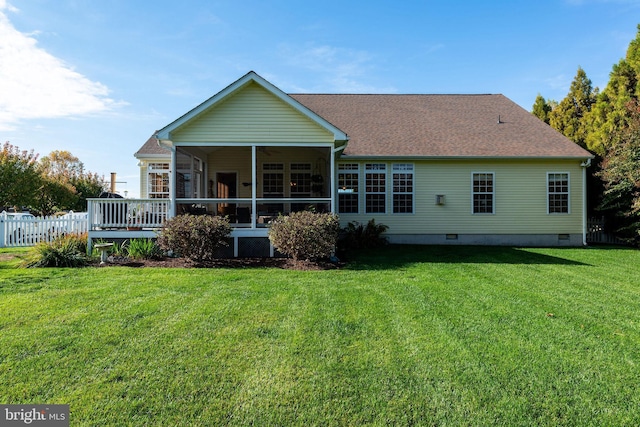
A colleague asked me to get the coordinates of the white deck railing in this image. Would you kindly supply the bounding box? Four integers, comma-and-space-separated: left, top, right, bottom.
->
87, 198, 170, 230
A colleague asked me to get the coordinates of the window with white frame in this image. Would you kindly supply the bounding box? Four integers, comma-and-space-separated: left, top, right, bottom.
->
262, 163, 284, 196
548, 172, 569, 214
290, 163, 311, 196
472, 172, 494, 214
393, 164, 414, 213
366, 164, 386, 213
338, 163, 359, 213
147, 163, 169, 198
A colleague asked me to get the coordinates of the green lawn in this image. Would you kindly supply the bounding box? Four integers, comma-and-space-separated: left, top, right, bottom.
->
1, 245, 639, 426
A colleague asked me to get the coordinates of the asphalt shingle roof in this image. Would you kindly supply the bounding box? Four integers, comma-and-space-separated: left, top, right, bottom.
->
290, 94, 592, 158
135, 94, 593, 159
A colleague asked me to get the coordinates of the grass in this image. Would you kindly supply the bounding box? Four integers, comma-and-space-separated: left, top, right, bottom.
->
0, 245, 639, 425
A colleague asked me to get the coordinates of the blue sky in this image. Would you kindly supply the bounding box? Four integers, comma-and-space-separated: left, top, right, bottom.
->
1, 0, 639, 198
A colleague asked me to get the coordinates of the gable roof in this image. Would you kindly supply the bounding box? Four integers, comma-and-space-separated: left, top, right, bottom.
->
155, 71, 348, 143
137, 73, 593, 160
290, 94, 592, 159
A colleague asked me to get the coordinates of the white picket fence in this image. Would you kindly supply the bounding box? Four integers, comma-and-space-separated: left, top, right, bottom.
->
0, 213, 88, 248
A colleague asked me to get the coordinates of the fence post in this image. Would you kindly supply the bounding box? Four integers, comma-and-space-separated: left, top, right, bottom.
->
0, 213, 5, 248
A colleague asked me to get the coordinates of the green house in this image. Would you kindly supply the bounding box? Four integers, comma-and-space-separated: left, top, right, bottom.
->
131, 71, 593, 255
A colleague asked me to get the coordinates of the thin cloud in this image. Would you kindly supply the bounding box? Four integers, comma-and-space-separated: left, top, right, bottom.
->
279, 43, 396, 93
0, 2, 120, 130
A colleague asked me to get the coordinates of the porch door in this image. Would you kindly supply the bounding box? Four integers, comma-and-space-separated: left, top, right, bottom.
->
216, 172, 237, 216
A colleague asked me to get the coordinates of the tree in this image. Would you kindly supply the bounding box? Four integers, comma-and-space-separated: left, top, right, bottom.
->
532, 94, 552, 124
0, 142, 42, 210
598, 99, 640, 245
585, 25, 640, 155
548, 67, 597, 148
35, 150, 105, 215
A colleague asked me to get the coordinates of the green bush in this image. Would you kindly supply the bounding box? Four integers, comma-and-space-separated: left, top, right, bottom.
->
339, 219, 389, 252
26, 233, 88, 268
127, 238, 163, 260
268, 211, 340, 261
157, 214, 231, 262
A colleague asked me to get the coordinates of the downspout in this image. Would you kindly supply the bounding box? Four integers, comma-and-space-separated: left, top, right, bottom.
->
580, 158, 592, 246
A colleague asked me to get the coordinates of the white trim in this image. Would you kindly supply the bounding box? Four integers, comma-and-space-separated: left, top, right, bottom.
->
365, 163, 387, 214
547, 172, 570, 215
471, 171, 495, 215
391, 163, 415, 214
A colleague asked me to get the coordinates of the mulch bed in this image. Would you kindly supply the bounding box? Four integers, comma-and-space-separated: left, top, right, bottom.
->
95, 256, 342, 270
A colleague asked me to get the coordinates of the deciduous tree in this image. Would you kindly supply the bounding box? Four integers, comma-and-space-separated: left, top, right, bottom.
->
0, 142, 42, 210
598, 99, 640, 245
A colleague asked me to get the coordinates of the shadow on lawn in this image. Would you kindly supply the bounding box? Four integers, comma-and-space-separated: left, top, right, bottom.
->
344, 245, 590, 270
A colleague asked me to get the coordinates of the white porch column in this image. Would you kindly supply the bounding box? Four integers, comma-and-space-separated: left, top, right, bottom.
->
330, 146, 336, 214
170, 145, 177, 218
251, 145, 257, 229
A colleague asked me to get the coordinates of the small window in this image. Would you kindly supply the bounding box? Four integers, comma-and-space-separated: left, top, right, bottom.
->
472, 172, 494, 214
366, 164, 386, 213
548, 173, 569, 214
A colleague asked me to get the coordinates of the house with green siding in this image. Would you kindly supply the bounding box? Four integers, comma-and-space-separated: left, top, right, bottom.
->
132, 71, 594, 256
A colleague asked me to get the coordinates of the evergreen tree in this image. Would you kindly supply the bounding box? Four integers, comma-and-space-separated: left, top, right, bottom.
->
548, 67, 597, 148
585, 25, 640, 155
532, 94, 552, 124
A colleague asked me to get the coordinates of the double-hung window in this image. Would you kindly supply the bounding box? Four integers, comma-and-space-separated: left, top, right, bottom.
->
263, 163, 284, 214
365, 164, 386, 213
472, 172, 494, 214
548, 172, 569, 214
338, 164, 359, 213
392, 164, 414, 213
147, 163, 170, 198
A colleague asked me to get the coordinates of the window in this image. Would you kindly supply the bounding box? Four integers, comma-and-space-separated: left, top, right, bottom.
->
290, 163, 311, 196
147, 163, 169, 198
262, 163, 284, 214
366, 164, 386, 213
262, 163, 284, 195
338, 164, 359, 213
548, 172, 569, 214
393, 164, 414, 213
472, 172, 494, 214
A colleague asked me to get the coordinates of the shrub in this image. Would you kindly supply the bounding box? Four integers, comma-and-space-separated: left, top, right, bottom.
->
26, 233, 88, 268
339, 219, 389, 252
157, 214, 231, 262
127, 238, 163, 260
268, 211, 340, 261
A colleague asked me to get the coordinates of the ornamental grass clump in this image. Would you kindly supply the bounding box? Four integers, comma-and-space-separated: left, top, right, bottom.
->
268, 211, 340, 261
26, 232, 88, 268
157, 214, 231, 262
